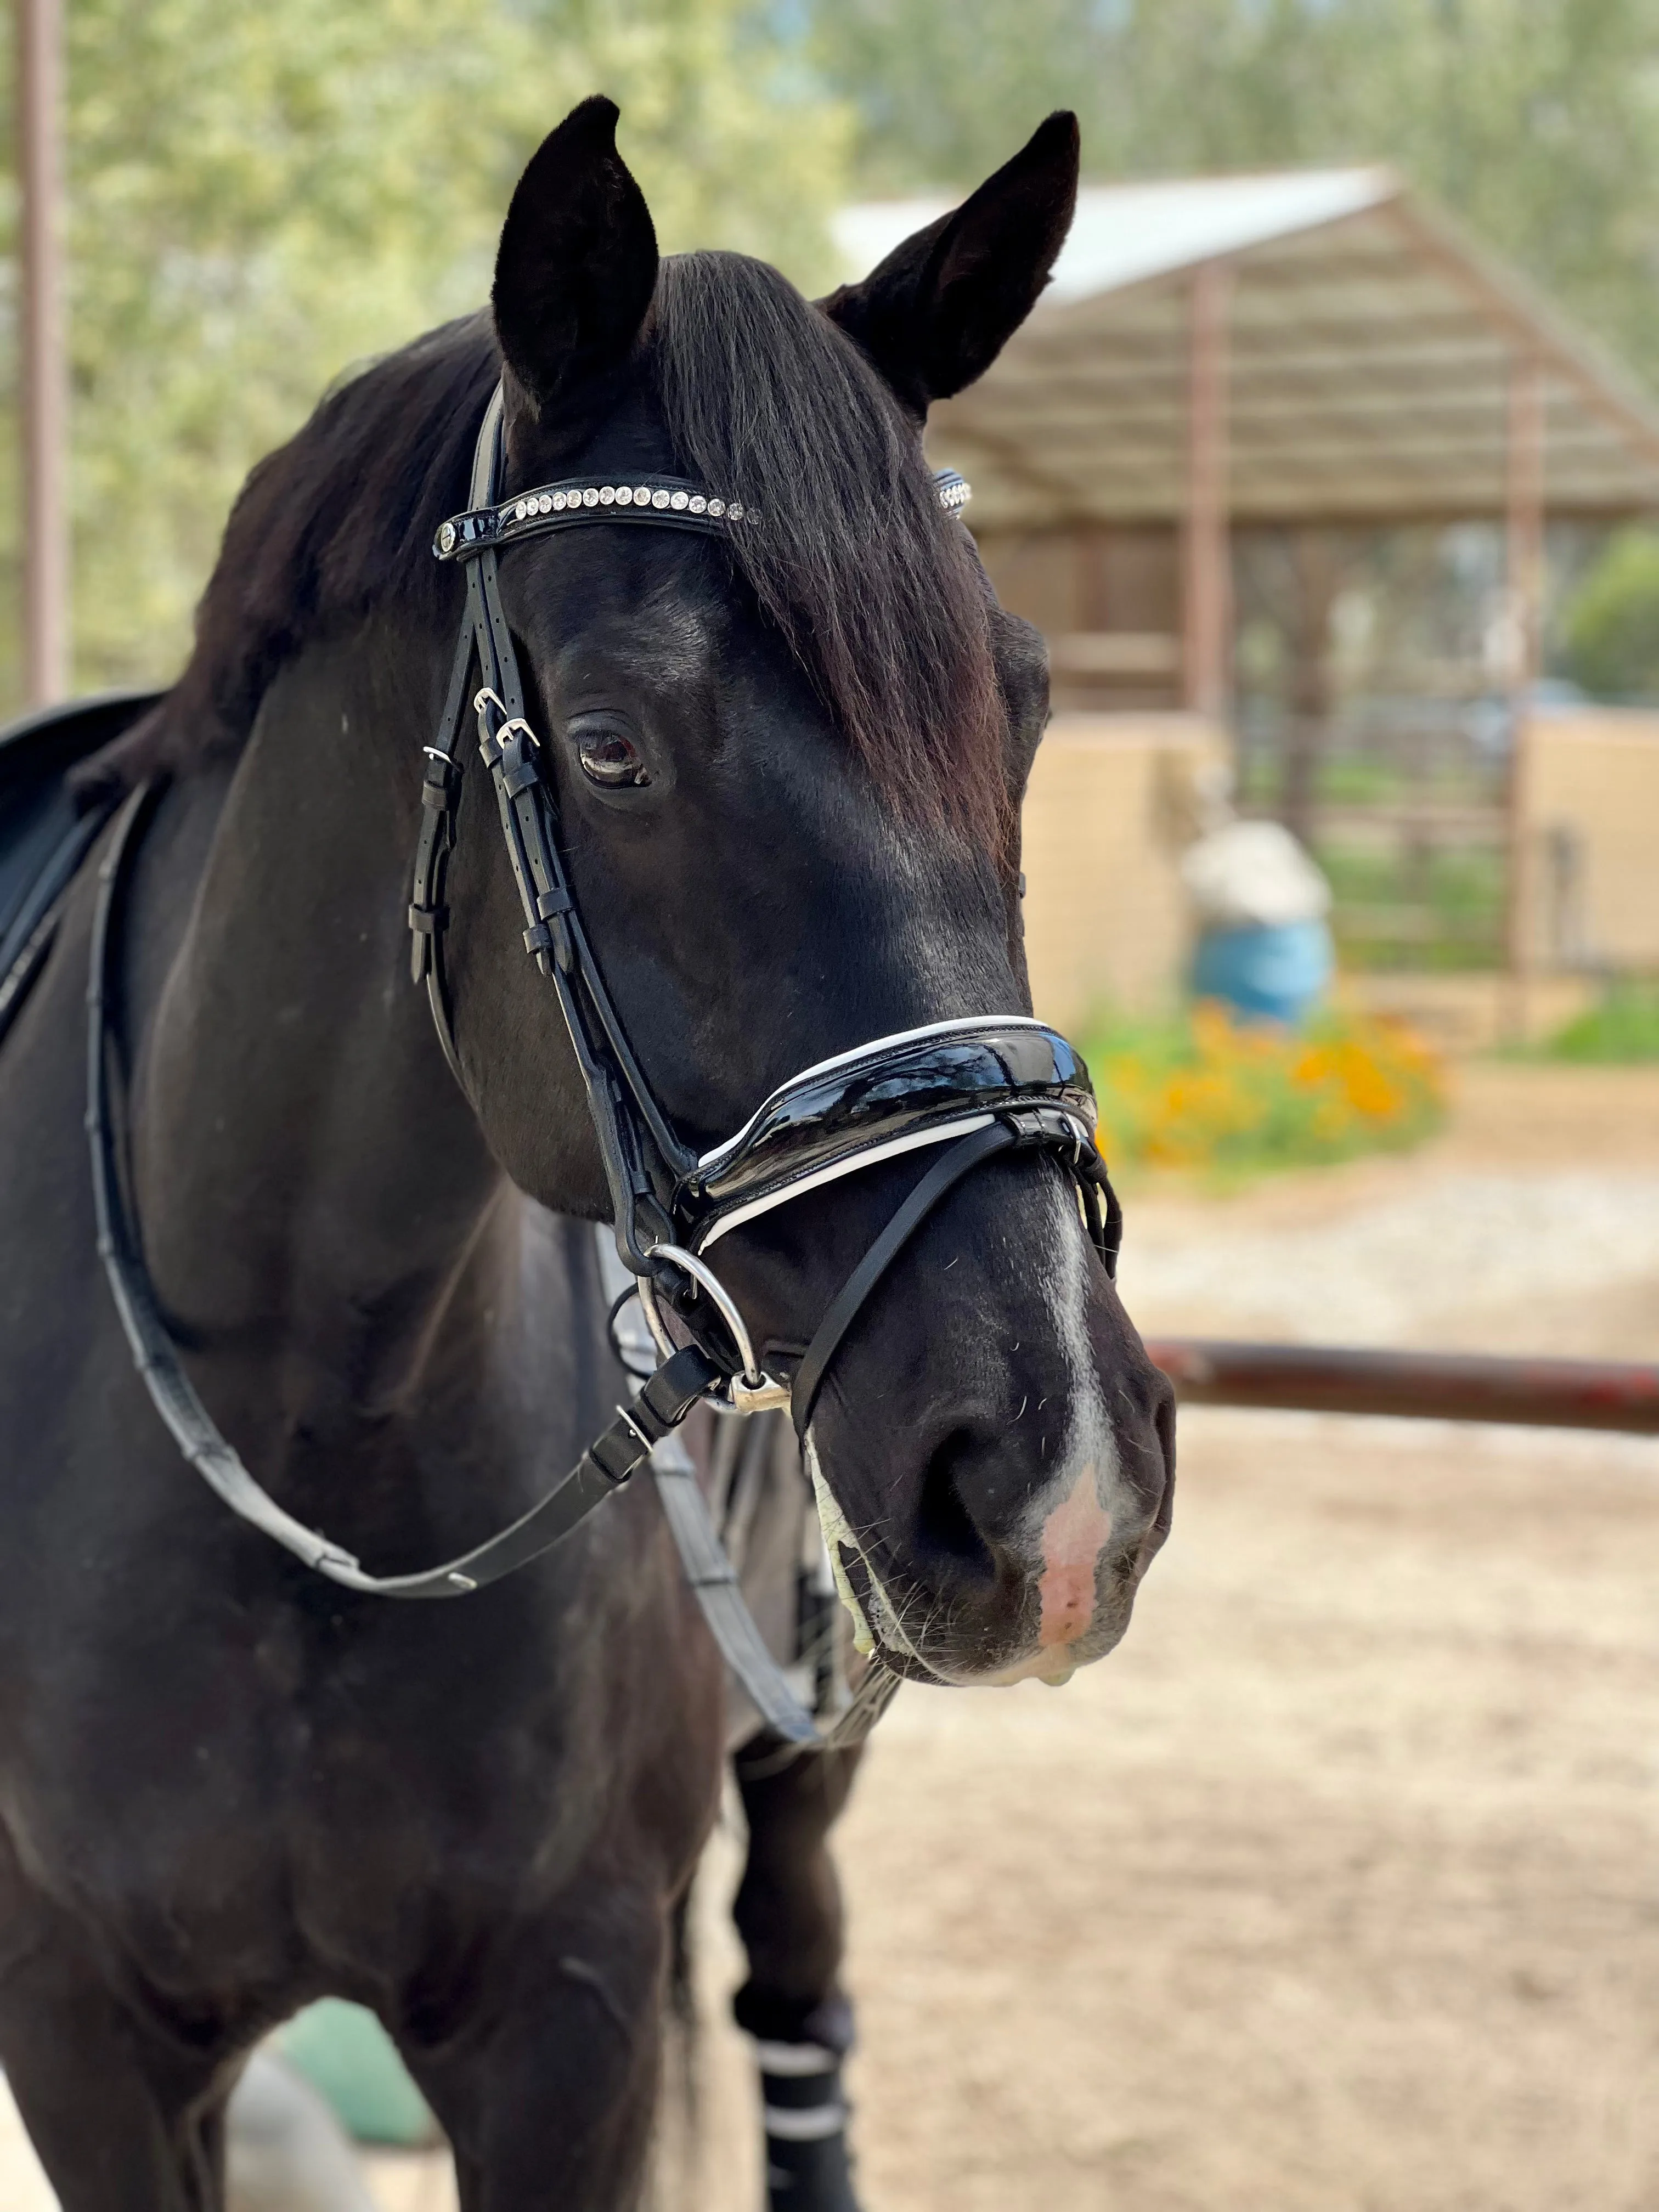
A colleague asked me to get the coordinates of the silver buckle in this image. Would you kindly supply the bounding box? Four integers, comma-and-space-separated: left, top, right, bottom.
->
725, 1373, 792, 1415
472, 686, 539, 750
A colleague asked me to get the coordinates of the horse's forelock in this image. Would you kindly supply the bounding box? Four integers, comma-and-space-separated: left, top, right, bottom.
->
650, 251, 1009, 848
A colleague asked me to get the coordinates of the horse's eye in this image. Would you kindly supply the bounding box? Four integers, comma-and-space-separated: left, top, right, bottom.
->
577, 730, 650, 789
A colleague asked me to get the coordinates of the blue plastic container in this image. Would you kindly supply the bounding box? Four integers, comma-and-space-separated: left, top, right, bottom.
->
1192, 918, 1334, 1026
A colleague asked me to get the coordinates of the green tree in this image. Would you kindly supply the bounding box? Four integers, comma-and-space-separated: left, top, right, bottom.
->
0, 0, 851, 704
1561, 524, 1659, 697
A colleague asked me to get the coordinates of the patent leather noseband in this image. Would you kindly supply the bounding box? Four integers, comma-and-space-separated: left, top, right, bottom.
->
88, 381, 1120, 1743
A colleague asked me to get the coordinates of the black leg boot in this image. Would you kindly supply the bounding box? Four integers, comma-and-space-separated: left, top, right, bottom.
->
753, 2035, 861, 2212
737, 1992, 863, 2212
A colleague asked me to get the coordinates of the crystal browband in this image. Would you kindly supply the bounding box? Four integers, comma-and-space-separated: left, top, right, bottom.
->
434, 467, 972, 561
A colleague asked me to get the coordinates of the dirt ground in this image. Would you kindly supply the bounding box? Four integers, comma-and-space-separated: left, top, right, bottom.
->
679, 1063, 1659, 2212
4, 1062, 1656, 2210
712, 1413, 1659, 2212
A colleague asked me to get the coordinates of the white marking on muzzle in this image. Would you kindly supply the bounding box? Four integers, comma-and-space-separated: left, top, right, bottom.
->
995, 1180, 1124, 1683
1041, 1183, 1118, 1596
803, 1178, 1125, 1685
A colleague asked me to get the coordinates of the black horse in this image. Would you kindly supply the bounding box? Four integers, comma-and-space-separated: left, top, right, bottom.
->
0, 98, 1173, 2210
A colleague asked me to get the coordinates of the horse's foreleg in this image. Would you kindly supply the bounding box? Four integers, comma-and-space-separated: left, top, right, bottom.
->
399, 1887, 668, 2212
0, 1893, 233, 2212
732, 1737, 865, 2212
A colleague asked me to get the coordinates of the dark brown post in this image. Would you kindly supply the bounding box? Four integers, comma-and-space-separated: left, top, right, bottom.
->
1278, 529, 1343, 845
1182, 260, 1232, 723
1503, 357, 1545, 1031
18, 0, 70, 705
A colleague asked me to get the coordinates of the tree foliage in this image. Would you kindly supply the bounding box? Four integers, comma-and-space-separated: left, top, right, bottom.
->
1560, 524, 1659, 697
0, 0, 851, 703
14, 0, 1659, 712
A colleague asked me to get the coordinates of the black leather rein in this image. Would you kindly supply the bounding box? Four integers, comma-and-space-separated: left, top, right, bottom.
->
86, 381, 1120, 1745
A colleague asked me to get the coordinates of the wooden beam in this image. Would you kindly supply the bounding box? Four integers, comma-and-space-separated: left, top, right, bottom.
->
1049, 631, 1182, 677
936, 415, 1119, 514
1386, 194, 1659, 476
956, 423, 1638, 498
982, 316, 1555, 399
18, 0, 69, 704
1504, 354, 1545, 1029
975, 383, 1587, 438
1506, 360, 1546, 693
1182, 262, 1232, 720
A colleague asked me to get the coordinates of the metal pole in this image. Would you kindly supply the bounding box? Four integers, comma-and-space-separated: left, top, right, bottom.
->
18, 0, 70, 706
1148, 1338, 1659, 1435
1502, 356, 1544, 1037
1182, 259, 1232, 723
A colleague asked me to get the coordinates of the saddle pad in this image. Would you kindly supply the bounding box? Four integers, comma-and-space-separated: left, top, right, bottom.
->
0, 689, 162, 1047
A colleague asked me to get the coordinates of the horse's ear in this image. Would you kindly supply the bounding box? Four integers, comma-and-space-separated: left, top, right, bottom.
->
819, 112, 1079, 418
492, 95, 659, 423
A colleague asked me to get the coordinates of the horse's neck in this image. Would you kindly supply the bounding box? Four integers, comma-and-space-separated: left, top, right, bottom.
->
133, 638, 511, 1444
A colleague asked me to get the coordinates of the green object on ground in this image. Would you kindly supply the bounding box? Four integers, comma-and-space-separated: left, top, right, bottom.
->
1540, 980, 1659, 1063
278, 1999, 438, 2148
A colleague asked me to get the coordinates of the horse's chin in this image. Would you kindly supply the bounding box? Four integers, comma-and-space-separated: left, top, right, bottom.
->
970, 1633, 1114, 1686
829, 1508, 1146, 1691
871, 1612, 1132, 1690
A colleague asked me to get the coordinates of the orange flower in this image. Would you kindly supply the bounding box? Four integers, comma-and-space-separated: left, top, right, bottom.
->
1084, 1001, 1445, 1177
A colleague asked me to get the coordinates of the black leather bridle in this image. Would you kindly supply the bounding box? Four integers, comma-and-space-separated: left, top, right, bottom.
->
412, 386, 1119, 1406
87, 381, 1121, 1742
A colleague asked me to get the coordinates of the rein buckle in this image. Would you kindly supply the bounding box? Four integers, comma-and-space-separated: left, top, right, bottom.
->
724, 1373, 793, 1416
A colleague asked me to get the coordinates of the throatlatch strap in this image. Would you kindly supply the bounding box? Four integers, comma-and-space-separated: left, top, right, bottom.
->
650, 1432, 820, 1746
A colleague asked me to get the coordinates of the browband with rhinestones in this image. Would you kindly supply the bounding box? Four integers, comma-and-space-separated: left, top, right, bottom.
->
434, 467, 972, 562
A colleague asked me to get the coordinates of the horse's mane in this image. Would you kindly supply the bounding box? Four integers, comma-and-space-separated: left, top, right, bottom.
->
651, 252, 1006, 837
92, 254, 1007, 841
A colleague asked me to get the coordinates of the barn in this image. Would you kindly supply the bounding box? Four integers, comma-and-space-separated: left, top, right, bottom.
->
836, 168, 1659, 1030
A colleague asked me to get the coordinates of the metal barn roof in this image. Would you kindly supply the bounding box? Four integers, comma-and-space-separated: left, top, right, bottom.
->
832, 170, 1659, 529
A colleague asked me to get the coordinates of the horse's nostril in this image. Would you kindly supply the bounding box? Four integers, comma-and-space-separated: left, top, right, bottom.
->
916, 1426, 998, 1581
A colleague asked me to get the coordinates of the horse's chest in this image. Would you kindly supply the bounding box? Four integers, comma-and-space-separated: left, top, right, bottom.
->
12, 1585, 589, 1997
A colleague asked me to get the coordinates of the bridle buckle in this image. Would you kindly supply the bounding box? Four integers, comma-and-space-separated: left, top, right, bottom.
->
473, 686, 539, 752
725, 1373, 793, 1415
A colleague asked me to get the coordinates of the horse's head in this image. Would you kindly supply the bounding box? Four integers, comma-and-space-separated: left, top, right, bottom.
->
448, 97, 1174, 1687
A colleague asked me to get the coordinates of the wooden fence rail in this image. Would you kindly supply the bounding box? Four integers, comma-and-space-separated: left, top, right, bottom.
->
1146, 1339, 1659, 1434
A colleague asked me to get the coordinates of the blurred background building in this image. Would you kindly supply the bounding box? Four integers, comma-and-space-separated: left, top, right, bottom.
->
839, 169, 1659, 1035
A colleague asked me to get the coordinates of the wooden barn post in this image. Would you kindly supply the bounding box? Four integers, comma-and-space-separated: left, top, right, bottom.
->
18, 0, 70, 705
1503, 356, 1545, 1031
1182, 259, 1232, 724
